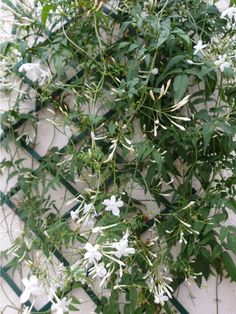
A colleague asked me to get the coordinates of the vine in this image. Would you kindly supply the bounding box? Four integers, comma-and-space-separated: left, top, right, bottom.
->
0, 0, 236, 313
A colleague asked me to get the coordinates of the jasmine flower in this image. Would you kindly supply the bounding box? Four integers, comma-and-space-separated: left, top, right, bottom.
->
70, 209, 79, 221
18, 63, 51, 86
221, 6, 236, 22
102, 195, 124, 216
154, 291, 169, 306
89, 263, 107, 278
84, 242, 102, 264
83, 203, 94, 214
193, 40, 208, 55
214, 55, 230, 72
112, 233, 135, 258
179, 231, 187, 244
104, 139, 118, 163
51, 294, 72, 314
20, 275, 42, 304
151, 68, 158, 75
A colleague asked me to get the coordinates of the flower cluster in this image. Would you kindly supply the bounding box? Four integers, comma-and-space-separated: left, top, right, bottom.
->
20, 275, 71, 314
81, 230, 136, 286
18, 63, 51, 86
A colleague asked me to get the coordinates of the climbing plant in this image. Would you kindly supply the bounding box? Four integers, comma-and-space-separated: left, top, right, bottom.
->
0, 0, 236, 313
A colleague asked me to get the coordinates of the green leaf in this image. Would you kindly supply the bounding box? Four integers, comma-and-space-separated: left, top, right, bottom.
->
227, 234, 236, 255
154, 37, 168, 50
155, 55, 185, 85
152, 151, 162, 174
211, 244, 222, 261
128, 43, 140, 53
41, 4, 55, 26
54, 52, 63, 76
179, 33, 191, 45
200, 247, 211, 261
164, 55, 185, 74
225, 198, 236, 214
202, 121, 216, 152
71, 295, 81, 304
220, 226, 229, 243
125, 288, 137, 313
118, 42, 130, 49
222, 252, 236, 282
137, 141, 154, 160
195, 109, 210, 121
69, 304, 80, 311
173, 74, 188, 101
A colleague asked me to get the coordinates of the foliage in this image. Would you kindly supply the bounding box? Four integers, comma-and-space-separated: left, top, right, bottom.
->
0, 0, 236, 313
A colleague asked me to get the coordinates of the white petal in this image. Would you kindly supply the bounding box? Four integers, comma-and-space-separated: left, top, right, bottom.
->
127, 248, 135, 255
102, 199, 112, 206
20, 288, 30, 304
51, 303, 56, 311
22, 278, 30, 288
223, 62, 230, 68
29, 275, 38, 285
116, 200, 124, 207
70, 211, 78, 220
104, 206, 113, 212
85, 242, 93, 251
97, 266, 107, 277
219, 64, 224, 72
112, 207, 120, 216
31, 286, 42, 296
95, 251, 102, 262
110, 195, 116, 203
114, 251, 122, 258
94, 244, 100, 251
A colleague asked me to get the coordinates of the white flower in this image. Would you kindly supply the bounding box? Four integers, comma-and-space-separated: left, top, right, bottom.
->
151, 68, 158, 75
18, 63, 51, 86
154, 291, 169, 306
186, 59, 194, 64
70, 209, 79, 221
141, 11, 148, 18
221, 6, 236, 22
89, 264, 107, 278
20, 275, 42, 303
70, 203, 94, 222
96, 265, 107, 277
104, 139, 118, 163
112, 233, 135, 258
179, 231, 187, 244
83, 203, 94, 214
158, 79, 171, 99
186, 59, 204, 65
193, 40, 208, 55
84, 242, 102, 264
91, 131, 107, 148
102, 195, 124, 216
92, 223, 119, 234
214, 55, 231, 72
51, 294, 71, 314
170, 95, 190, 112
81, 215, 96, 230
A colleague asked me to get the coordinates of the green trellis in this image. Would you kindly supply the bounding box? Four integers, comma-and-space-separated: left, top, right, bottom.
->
0, 3, 189, 313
